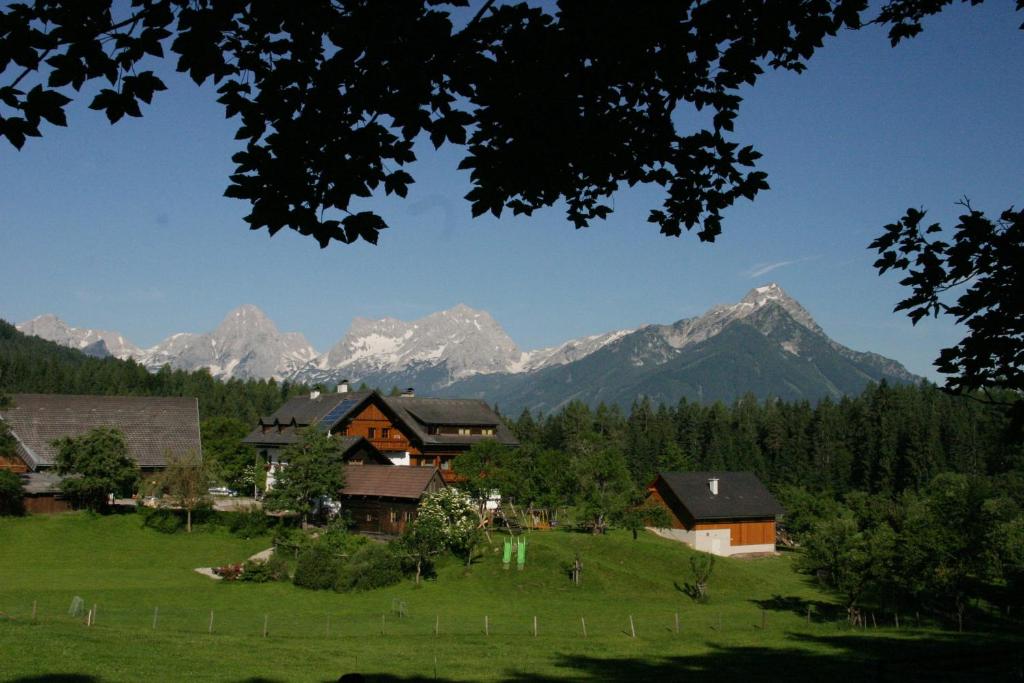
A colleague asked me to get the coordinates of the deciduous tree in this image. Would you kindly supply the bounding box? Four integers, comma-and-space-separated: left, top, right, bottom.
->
160, 449, 212, 532
52, 427, 138, 511
262, 429, 345, 526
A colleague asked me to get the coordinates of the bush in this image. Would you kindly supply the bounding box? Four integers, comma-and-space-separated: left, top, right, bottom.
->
141, 507, 184, 534
240, 555, 289, 583
0, 470, 24, 516
335, 542, 404, 592
319, 520, 368, 556
274, 526, 311, 558
293, 544, 343, 590
228, 507, 271, 538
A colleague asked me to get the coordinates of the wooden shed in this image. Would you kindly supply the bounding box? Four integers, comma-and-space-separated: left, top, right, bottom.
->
646, 471, 783, 556
339, 465, 445, 536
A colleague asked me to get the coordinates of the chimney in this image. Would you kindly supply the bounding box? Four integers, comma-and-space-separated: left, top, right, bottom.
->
337, 379, 349, 394
402, 387, 415, 398
310, 390, 321, 400
708, 477, 719, 496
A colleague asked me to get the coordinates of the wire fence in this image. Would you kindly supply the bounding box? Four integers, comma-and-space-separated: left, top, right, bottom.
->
0, 595, 889, 642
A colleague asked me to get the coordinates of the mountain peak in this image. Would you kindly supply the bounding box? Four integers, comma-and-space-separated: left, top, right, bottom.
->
738, 283, 822, 334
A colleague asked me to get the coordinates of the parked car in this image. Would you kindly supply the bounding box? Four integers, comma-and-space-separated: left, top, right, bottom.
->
207, 486, 238, 497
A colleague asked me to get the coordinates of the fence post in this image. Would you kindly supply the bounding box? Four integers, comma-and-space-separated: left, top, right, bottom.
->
209, 610, 214, 634
533, 615, 538, 637
580, 616, 587, 638
434, 614, 439, 636
153, 606, 159, 630
485, 615, 489, 636
263, 613, 268, 638
629, 615, 636, 638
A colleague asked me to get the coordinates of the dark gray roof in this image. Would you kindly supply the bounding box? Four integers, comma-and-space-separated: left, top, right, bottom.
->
382, 396, 518, 447
0, 394, 201, 470
242, 391, 373, 446
655, 471, 783, 521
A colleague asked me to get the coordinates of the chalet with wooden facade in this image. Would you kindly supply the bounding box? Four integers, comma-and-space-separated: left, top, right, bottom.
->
0, 394, 202, 513
339, 465, 446, 535
243, 386, 516, 482
264, 435, 390, 490
646, 471, 783, 556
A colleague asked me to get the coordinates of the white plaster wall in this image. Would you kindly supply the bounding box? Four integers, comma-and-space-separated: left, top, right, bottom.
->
387, 451, 410, 466
649, 527, 776, 557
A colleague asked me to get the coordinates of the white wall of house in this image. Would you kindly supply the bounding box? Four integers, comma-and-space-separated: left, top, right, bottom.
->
648, 527, 775, 557
387, 451, 410, 466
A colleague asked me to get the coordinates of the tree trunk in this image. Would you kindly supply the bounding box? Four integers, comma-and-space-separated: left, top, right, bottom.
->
187, 508, 192, 533
415, 559, 422, 585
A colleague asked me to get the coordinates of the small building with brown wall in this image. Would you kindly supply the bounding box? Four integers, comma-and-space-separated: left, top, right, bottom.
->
339, 464, 446, 536
646, 471, 783, 556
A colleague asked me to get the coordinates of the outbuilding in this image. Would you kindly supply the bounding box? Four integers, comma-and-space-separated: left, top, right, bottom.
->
646, 471, 783, 556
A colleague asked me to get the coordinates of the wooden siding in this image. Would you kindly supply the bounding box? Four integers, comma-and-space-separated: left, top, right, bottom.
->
344, 499, 420, 536
24, 494, 73, 514
338, 403, 421, 456
0, 453, 28, 473
695, 520, 776, 546
646, 484, 686, 529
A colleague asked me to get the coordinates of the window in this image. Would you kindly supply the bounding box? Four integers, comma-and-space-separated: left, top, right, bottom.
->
365, 513, 372, 522
483, 428, 494, 436
382, 427, 390, 439
389, 509, 398, 524
440, 458, 450, 471
404, 511, 412, 522
421, 458, 435, 467
368, 427, 376, 439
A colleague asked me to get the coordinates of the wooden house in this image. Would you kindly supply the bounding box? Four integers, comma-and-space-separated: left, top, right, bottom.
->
646, 471, 783, 556
0, 394, 202, 513
339, 464, 446, 536
243, 386, 516, 482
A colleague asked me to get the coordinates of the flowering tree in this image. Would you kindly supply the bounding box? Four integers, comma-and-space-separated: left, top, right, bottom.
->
415, 488, 481, 567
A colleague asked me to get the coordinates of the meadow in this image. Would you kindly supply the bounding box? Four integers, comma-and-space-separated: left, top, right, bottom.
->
0, 513, 1019, 682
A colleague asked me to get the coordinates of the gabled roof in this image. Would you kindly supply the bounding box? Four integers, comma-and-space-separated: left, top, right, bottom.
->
340, 464, 444, 500
0, 394, 201, 470
242, 391, 374, 446
654, 471, 784, 521
382, 395, 518, 447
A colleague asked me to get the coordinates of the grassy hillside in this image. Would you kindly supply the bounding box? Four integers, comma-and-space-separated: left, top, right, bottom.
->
0, 514, 1018, 681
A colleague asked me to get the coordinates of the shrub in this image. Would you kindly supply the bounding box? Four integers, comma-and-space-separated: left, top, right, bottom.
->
319, 520, 368, 556
228, 507, 271, 538
293, 544, 342, 590
0, 470, 24, 516
240, 555, 289, 583
274, 526, 311, 558
141, 507, 184, 534
335, 542, 404, 592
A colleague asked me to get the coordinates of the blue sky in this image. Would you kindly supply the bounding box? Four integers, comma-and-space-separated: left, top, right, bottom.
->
1, 2, 1021, 382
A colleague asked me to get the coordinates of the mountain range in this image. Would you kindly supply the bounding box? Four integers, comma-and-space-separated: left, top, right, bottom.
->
16, 284, 919, 412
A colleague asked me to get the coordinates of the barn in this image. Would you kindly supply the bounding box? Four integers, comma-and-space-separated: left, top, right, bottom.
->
646, 471, 783, 556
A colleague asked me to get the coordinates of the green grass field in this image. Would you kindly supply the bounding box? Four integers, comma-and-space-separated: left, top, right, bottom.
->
0, 513, 1020, 682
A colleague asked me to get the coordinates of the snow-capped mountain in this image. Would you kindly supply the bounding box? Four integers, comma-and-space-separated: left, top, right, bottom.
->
290, 304, 632, 388
140, 305, 318, 379
18, 306, 317, 381
16, 314, 142, 359
15, 284, 919, 408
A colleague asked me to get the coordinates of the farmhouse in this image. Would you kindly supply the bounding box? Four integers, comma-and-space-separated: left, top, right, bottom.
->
243, 383, 516, 481
0, 393, 202, 513
339, 464, 446, 536
264, 435, 390, 490
646, 471, 783, 556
